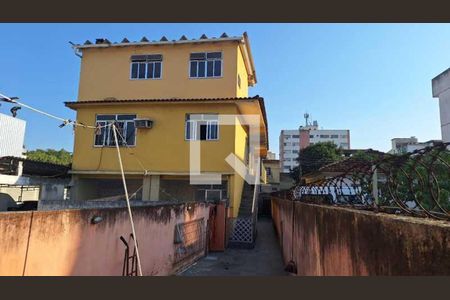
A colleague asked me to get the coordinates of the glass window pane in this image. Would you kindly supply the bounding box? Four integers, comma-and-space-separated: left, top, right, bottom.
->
94, 122, 106, 146
214, 60, 222, 77
110, 121, 125, 146
207, 52, 222, 59
190, 61, 198, 77
199, 123, 207, 140
131, 63, 138, 79
97, 115, 116, 121
138, 63, 146, 79
106, 126, 114, 146
131, 55, 147, 62
146, 62, 154, 79
190, 53, 206, 60
207, 61, 214, 77
117, 114, 136, 121
185, 120, 196, 140
186, 121, 191, 139
207, 121, 218, 140
154, 62, 161, 78
125, 121, 136, 145
198, 61, 205, 77
147, 54, 162, 61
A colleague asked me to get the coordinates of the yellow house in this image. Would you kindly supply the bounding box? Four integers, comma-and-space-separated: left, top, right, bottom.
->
261, 159, 281, 193
66, 33, 268, 218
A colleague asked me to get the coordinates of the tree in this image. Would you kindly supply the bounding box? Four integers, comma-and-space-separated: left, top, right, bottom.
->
25, 148, 72, 166
290, 142, 342, 183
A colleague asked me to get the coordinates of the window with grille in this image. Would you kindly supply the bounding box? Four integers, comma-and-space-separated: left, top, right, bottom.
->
185, 114, 219, 141
189, 52, 222, 78
173, 219, 205, 264
94, 114, 136, 147
130, 54, 162, 79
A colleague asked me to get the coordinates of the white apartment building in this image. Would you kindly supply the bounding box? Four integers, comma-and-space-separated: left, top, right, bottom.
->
279, 121, 350, 173
389, 137, 441, 154
279, 129, 301, 173
432, 68, 450, 143
266, 151, 276, 160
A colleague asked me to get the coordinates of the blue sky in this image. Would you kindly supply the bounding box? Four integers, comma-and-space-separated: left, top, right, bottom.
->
0, 23, 448, 156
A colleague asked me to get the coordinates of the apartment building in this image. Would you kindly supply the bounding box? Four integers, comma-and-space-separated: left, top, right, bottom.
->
432, 68, 450, 143
389, 137, 441, 154
66, 33, 268, 218
279, 121, 350, 173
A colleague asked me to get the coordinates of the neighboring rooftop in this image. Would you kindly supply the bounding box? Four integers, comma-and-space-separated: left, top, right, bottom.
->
0, 156, 70, 177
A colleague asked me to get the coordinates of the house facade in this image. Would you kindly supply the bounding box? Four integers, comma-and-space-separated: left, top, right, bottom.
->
66, 33, 268, 218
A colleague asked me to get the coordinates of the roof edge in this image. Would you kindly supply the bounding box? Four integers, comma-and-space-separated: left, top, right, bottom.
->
64, 96, 263, 107
73, 36, 243, 50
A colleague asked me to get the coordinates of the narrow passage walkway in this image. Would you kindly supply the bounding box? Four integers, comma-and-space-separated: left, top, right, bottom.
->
180, 218, 288, 276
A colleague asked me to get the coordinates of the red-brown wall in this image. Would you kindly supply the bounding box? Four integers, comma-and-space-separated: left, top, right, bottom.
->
272, 197, 450, 275
299, 130, 310, 150
0, 202, 212, 276
208, 202, 226, 251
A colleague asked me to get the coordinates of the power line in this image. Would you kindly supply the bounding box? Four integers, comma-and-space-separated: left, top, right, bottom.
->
112, 124, 143, 276
0, 92, 109, 129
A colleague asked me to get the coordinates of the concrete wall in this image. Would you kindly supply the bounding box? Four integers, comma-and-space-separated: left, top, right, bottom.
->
272, 197, 450, 275
0, 201, 212, 276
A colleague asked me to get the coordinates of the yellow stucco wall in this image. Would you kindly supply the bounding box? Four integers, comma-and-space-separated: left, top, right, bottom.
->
72, 38, 259, 217
72, 102, 242, 173
236, 46, 249, 98
231, 174, 245, 217
263, 161, 281, 184
234, 116, 248, 162
77, 41, 250, 101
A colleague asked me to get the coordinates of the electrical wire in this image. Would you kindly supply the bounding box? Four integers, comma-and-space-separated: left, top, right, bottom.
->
112, 124, 143, 276
113, 123, 148, 173
0, 92, 110, 129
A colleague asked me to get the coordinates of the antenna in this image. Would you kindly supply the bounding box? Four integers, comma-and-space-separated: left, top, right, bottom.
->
304, 113, 310, 126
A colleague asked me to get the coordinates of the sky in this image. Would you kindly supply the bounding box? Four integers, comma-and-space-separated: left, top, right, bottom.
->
0, 23, 448, 156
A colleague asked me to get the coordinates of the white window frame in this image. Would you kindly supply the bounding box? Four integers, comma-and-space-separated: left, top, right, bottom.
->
94, 114, 137, 147
185, 119, 197, 141
185, 114, 219, 141
129, 54, 163, 80
188, 52, 223, 79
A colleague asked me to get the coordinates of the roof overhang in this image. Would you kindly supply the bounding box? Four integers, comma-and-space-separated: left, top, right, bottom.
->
239, 32, 257, 86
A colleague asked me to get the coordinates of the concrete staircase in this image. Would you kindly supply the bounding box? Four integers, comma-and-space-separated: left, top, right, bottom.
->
228, 182, 259, 249
238, 182, 256, 217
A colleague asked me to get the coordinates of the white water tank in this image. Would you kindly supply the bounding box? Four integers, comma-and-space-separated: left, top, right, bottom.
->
0, 113, 26, 158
